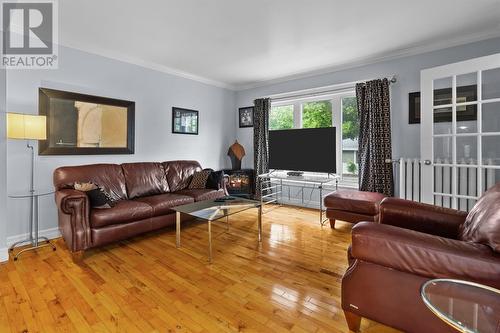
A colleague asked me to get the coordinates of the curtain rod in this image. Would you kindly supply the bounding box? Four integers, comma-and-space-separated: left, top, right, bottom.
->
268, 75, 397, 103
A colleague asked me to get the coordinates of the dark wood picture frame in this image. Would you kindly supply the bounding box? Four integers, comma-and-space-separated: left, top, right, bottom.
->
409, 85, 477, 124
172, 107, 199, 135
38, 88, 135, 155
239, 106, 254, 128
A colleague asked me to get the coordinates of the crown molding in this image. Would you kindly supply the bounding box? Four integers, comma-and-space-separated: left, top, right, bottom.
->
232, 28, 500, 91
60, 28, 500, 92
59, 41, 237, 90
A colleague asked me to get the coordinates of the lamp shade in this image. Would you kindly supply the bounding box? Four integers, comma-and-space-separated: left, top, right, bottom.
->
7, 113, 47, 140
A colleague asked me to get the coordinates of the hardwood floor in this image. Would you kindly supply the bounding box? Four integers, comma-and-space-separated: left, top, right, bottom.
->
0, 206, 400, 333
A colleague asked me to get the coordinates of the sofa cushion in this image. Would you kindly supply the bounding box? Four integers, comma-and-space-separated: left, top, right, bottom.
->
188, 170, 211, 189
90, 200, 153, 228
205, 169, 224, 190
175, 189, 225, 202
324, 189, 386, 215
352, 222, 500, 288
54, 164, 128, 201
122, 162, 170, 199
460, 182, 500, 252
74, 182, 117, 208
163, 160, 202, 192
135, 193, 194, 216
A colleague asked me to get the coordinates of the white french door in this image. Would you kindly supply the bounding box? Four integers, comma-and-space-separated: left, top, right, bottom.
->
421, 53, 500, 210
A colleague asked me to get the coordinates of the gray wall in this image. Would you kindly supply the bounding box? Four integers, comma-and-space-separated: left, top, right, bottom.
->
6, 45, 236, 239
0, 68, 6, 259
235, 37, 500, 169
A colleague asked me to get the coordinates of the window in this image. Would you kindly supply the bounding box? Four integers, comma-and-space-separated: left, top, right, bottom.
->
341, 96, 359, 182
270, 93, 359, 184
302, 101, 332, 128
269, 105, 294, 130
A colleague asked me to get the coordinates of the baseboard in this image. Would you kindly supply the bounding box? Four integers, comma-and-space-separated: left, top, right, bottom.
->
6, 227, 61, 247
0, 247, 8, 262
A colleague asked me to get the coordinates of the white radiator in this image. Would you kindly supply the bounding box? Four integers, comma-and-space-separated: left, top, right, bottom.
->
389, 158, 497, 211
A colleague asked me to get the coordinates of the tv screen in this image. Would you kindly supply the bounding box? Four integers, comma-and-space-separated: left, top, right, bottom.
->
269, 127, 336, 173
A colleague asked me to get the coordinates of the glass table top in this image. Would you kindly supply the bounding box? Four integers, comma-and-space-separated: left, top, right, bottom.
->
421, 279, 500, 333
171, 196, 260, 221
9, 189, 55, 198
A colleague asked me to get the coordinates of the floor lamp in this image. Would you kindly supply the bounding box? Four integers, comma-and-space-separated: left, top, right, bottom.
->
6, 113, 55, 259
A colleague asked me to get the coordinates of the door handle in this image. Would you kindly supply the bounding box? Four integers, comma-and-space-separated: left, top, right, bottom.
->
424, 160, 432, 165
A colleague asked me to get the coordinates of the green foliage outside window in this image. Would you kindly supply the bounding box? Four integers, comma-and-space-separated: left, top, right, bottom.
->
270, 97, 359, 142
269, 105, 294, 130
347, 161, 358, 174
302, 101, 332, 128
342, 97, 359, 140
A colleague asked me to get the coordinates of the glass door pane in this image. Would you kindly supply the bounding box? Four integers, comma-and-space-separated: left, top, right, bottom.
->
482, 67, 500, 100
482, 102, 500, 133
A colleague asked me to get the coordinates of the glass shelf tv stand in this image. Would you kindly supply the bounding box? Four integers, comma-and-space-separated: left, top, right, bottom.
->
257, 171, 339, 226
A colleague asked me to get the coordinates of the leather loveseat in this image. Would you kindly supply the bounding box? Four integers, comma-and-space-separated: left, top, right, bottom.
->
342, 182, 500, 333
54, 160, 226, 261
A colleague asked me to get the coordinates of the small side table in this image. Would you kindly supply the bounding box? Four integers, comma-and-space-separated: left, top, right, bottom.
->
9, 190, 56, 260
421, 278, 500, 333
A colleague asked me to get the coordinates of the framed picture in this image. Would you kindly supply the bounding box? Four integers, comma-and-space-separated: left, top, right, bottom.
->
239, 106, 254, 128
409, 85, 477, 124
172, 107, 199, 135
38, 88, 135, 155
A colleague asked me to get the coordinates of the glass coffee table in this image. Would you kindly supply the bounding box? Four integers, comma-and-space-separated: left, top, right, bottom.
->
421, 279, 500, 333
172, 196, 262, 263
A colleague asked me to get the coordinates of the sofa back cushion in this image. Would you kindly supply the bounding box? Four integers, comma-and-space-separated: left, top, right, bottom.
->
53, 164, 128, 201
460, 182, 500, 252
163, 160, 202, 192
121, 162, 170, 199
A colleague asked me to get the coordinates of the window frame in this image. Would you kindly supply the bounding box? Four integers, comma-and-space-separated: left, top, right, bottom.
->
270, 91, 358, 185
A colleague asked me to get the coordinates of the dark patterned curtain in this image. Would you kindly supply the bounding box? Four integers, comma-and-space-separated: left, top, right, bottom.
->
253, 98, 270, 199
356, 78, 394, 196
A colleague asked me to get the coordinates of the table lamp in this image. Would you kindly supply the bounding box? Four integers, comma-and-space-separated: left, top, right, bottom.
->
6, 113, 47, 193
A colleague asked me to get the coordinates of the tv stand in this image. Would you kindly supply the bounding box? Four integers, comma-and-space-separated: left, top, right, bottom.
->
258, 171, 340, 225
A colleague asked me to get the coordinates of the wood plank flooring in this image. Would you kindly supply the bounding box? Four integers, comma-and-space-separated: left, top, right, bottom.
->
0, 206, 400, 333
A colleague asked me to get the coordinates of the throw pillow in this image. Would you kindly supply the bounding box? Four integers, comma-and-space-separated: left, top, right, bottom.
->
188, 170, 211, 189
459, 182, 500, 252
204, 169, 224, 190
74, 182, 116, 208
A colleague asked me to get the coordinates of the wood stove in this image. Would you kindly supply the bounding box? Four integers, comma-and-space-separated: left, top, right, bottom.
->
223, 169, 254, 199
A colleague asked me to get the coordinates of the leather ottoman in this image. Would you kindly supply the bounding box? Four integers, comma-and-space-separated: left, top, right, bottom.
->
323, 189, 386, 228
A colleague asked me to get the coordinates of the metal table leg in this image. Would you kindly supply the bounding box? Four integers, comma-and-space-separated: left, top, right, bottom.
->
224, 209, 229, 231
319, 185, 324, 226
208, 220, 212, 263
176, 212, 181, 248
258, 205, 262, 242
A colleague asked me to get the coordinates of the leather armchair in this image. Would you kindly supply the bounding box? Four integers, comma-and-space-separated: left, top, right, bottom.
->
342, 185, 500, 333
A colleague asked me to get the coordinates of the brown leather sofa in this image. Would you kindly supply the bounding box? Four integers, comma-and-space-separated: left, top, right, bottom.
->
54, 160, 226, 261
342, 183, 500, 333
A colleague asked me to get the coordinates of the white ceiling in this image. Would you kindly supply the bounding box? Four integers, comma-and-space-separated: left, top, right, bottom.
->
59, 0, 500, 90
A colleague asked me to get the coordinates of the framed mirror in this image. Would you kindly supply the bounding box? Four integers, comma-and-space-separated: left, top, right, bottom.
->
39, 88, 135, 155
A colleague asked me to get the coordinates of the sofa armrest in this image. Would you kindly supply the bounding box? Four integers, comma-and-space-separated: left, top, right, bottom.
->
55, 189, 91, 252
351, 222, 500, 289
379, 197, 467, 239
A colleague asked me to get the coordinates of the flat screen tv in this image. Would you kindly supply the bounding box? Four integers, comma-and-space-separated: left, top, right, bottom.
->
269, 127, 336, 173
